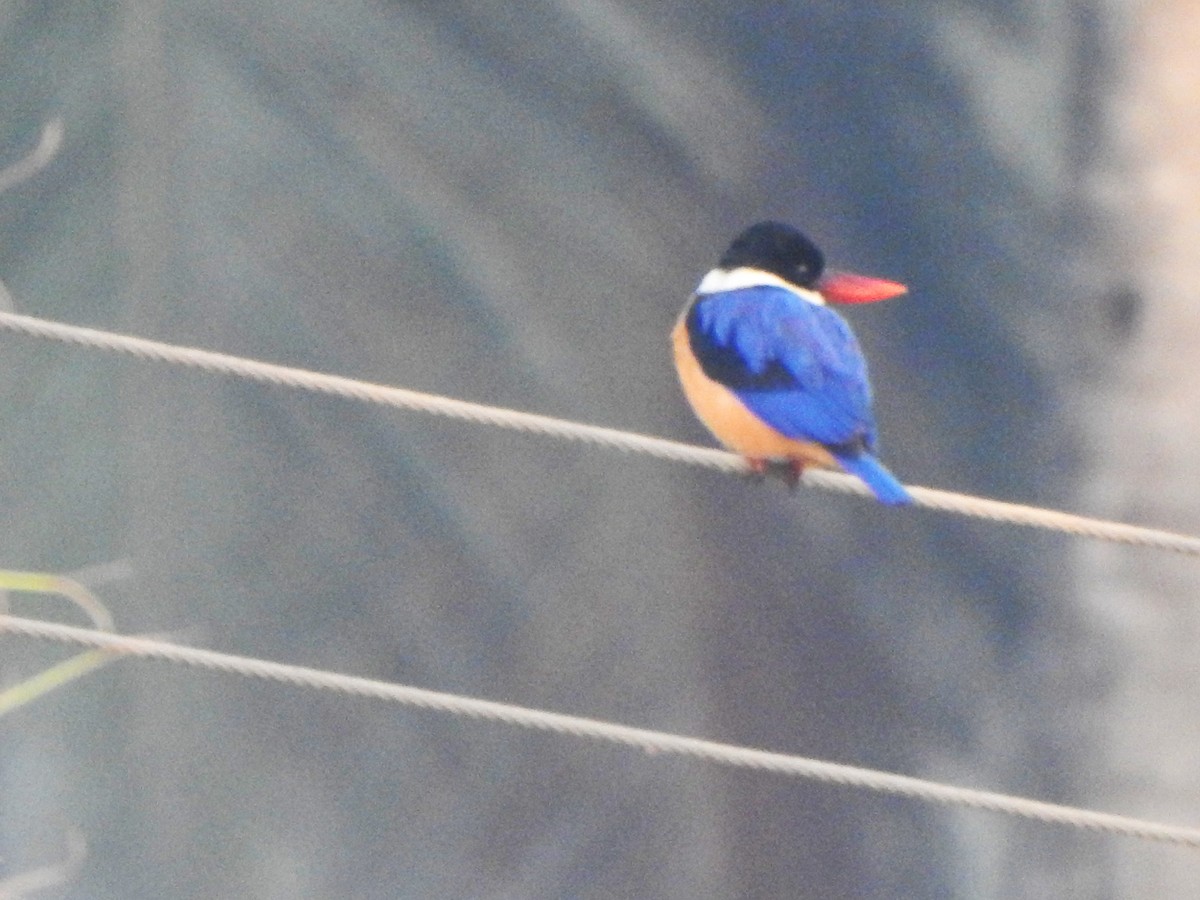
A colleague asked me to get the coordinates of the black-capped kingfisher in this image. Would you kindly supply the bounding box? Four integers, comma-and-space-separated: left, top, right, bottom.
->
672, 221, 912, 505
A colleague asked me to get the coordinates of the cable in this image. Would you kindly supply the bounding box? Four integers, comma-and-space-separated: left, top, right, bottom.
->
2, 309, 1199, 555
0, 118, 63, 196
2, 614, 1198, 849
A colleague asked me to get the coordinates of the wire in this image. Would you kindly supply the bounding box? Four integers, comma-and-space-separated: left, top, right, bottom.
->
0, 118, 63, 196
1, 309, 1199, 555
0, 568, 118, 716
0, 120, 65, 315
2, 613, 1198, 848
0, 824, 86, 899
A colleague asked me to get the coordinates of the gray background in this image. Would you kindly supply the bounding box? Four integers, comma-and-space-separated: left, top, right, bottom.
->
2, 1, 1197, 897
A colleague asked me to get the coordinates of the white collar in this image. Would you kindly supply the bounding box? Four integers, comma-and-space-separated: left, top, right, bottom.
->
694, 266, 825, 305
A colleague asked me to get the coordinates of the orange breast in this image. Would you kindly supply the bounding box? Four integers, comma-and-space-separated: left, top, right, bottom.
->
671, 311, 838, 468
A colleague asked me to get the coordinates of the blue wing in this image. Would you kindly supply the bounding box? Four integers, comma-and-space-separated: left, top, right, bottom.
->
686, 286, 879, 450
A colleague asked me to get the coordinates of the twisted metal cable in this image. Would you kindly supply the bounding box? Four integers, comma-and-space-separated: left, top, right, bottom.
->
3, 613, 1199, 848
2, 309, 1199, 555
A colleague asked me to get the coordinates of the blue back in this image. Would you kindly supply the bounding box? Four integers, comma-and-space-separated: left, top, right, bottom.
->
686, 286, 878, 452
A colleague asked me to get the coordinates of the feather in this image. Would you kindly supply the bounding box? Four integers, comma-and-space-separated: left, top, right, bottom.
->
686, 286, 877, 448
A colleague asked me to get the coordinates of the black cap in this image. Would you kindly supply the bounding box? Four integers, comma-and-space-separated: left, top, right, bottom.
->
718, 221, 825, 290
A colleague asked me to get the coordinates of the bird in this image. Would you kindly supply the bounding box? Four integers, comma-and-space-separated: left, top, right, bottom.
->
672, 221, 912, 505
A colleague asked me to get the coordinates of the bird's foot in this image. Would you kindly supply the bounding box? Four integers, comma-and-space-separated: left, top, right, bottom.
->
745, 458, 806, 490
781, 459, 805, 491
745, 458, 770, 483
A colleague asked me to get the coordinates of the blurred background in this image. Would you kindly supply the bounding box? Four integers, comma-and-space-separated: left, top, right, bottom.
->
1, 1, 1198, 896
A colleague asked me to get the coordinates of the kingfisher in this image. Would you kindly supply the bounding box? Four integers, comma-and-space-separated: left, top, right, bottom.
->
672, 221, 912, 505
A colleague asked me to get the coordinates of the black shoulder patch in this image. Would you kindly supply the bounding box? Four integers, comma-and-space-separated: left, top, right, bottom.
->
685, 301, 796, 391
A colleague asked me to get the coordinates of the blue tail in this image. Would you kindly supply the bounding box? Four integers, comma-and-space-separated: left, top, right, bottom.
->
834, 452, 912, 506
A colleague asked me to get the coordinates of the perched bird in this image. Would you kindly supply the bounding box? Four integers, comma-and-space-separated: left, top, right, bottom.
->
672, 221, 912, 505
